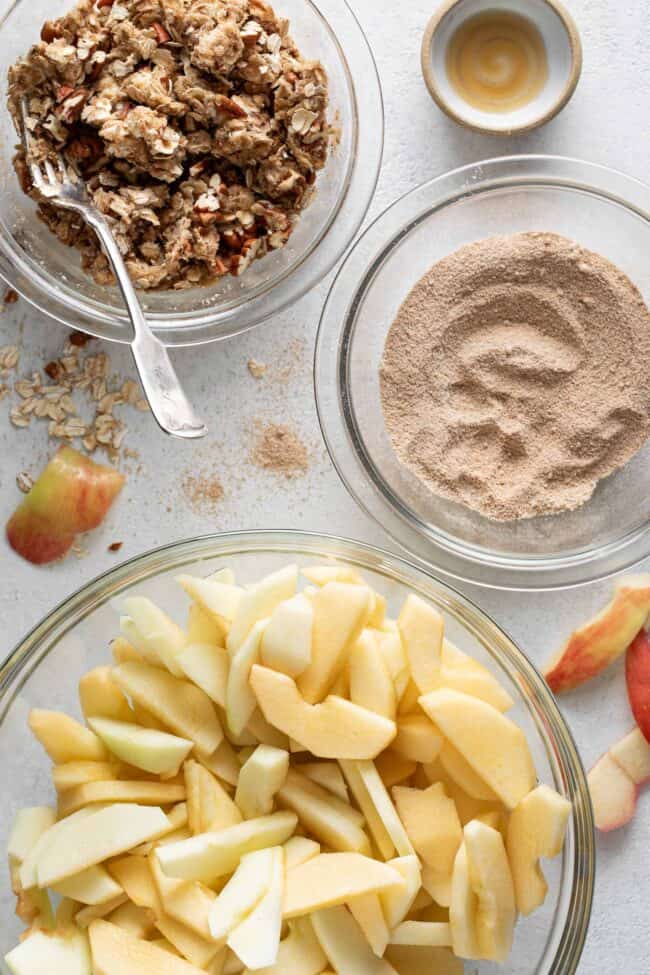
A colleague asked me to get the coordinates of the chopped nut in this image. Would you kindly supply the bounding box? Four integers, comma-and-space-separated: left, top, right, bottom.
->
4, 289, 19, 305
108, 541, 123, 552
16, 472, 34, 494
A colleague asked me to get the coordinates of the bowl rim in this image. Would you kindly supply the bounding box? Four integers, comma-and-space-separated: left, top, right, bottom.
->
0, 529, 594, 973
0, 0, 384, 347
315, 153, 650, 591
420, 0, 583, 135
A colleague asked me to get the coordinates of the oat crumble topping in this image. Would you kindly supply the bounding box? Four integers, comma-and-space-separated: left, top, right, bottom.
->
8, 0, 332, 290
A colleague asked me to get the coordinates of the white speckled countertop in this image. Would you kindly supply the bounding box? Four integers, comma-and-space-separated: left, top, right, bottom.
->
1, 1, 649, 970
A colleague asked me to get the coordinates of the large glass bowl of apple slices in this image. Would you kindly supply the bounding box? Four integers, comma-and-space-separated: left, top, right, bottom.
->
0, 531, 594, 975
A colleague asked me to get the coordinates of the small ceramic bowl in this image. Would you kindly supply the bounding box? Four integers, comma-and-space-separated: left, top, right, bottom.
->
421, 0, 582, 135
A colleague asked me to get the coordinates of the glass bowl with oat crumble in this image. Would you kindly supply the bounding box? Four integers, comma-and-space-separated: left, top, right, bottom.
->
0, 0, 382, 346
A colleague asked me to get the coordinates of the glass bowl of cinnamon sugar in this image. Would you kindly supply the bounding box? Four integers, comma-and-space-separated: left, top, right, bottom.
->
316, 155, 650, 590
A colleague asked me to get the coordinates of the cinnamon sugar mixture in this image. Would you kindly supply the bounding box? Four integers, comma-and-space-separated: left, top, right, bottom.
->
380, 233, 650, 521
251, 421, 308, 477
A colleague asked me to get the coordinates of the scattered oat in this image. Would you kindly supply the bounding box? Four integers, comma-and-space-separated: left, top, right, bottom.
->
182, 470, 225, 514
4, 289, 19, 305
247, 359, 267, 380
16, 472, 33, 494
0, 345, 19, 373
250, 422, 309, 478
108, 541, 123, 553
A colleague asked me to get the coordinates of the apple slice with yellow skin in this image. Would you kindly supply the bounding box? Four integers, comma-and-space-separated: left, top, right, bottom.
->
440, 641, 513, 713
29, 709, 108, 763
283, 853, 404, 918
506, 784, 571, 915
112, 661, 223, 757
348, 893, 390, 957
283, 835, 321, 870
311, 906, 398, 975
393, 783, 462, 883
57, 779, 185, 818
393, 715, 443, 764
298, 582, 371, 704
227, 565, 298, 654
449, 842, 480, 959
385, 945, 462, 975
87, 717, 193, 776
626, 629, 650, 742
89, 920, 205, 975
5, 926, 92, 975
250, 665, 396, 760
235, 745, 289, 819
397, 595, 444, 695
79, 667, 133, 723
349, 630, 396, 720
261, 593, 313, 678
380, 856, 421, 929
277, 768, 368, 854
227, 847, 284, 970
6, 446, 124, 565
419, 689, 536, 809
176, 574, 244, 634
176, 644, 230, 709
301, 761, 349, 800
243, 916, 326, 975
464, 821, 516, 962
208, 846, 274, 940
375, 750, 416, 789
226, 620, 268, 735
156, 811, 297, 885
185, 759, 242, 834
545, 575, 650, 693
53, 863, 123, 906
187, 603, 225, 647
122, 597, 186, 676
439, 742, 500, 802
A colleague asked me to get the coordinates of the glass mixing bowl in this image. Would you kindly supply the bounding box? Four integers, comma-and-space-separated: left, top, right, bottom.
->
0, 0, 383, 346
0, 531, 593, 974
316, 155, 650, 590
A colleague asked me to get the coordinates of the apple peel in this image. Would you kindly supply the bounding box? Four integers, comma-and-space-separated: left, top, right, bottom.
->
626, 629, 650, 742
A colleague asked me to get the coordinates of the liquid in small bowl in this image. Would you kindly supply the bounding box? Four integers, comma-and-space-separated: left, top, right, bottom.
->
446, 9, 549, 113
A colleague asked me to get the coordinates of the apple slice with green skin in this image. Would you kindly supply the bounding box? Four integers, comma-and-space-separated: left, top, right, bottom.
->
5, 926, 92, 975
29, 709, 108, 763
297, 582, 371, 704
311, 905, 398, 975
283, 853, 405, 918
349, 630, 396, 720
506, 784, 571, 915
587, 751, 638, 831
79, 667, 133, 723
156, 811, 297, 885
626, 629, 650, 742
87, 717, 193, 776
53, 863, 123, 906
277, 768, 369, 854
122, 597, 187, 676
261, 593, 313, 678
209, 846, 275, 940
463, 821, 516, 962
228, 846, 285, 970
397, 595, 444, 694
393, 715, 443, 764
6, 446, 124, 565
250, 665, 396, 760
419, 689, 536, 810
112, 661, 223, 757
176, 643, 230, 709
227, 565, 298, 653
243, 916, 327, 975
36, 803, 170, 887
235, 745, 289, 819
380, 856, 422, 930
545, 575, 650, 693
89, 920, 205, 975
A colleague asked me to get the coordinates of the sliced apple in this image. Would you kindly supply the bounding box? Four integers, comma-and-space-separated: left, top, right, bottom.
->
392, 715, 443, 764
354, 760, 415, 857
298, 583, 371, 704
157, 811, 297, 885
439, 742, 499, 801
185, 759, 242, 833
506, 784, 571, 915
588, 751, 638, 831
226, 620, 268, 735
79, 667, 133, 723
375, 751, 416, 789
261, 593, 313, 678
113, 661, 223, 757
57, 780, 185, 818
87, 717, 193, 776
348, 893, 390, 957
107, 855, 158, 909
376, 624, 410, 702
187, 603, 225, 646
251, 665, 395, 760
626, 629, 650, 742
246, 710, 289, 750
545, 575, 650, 693
311, 905, 398, 975
209, 847, 276, 940
610, 726, 650, 784
122, 597, 187, 676
245, 916, 326, 975
235, 745, 289, 819
227, 846, 284, 969
301, 761, 349, 801
419, 689, 536, 809
392, 783, 461, 885
397, 595, 443, 694
339, 760, 395, 860
379, 855, 421, 929
6, 446, 124, 565
89, 920, 205, 975
176, 643, 230, 709
463, 820, 516, 962
19, 807, 99, 889
5, 926, 92, 975
197, 739, 241, 788
177, 574, 244, 634
28, 709, 108, 763
150, 858, 217, 941
107, 900, 157, 938
349, 630, 396, 720
37, 804, 169, 887
440, 641, 513, 712
389, 922, 451, 947
277, 769, 369, 854
52, 760, 115, 794
283, 835, 321, 870
302, 565, 364, 586
8, 807, 56, 864
227, 565, 298, 653
283, 853, 403, 918
385, 945, 462, 975
449, 842, 479, 959
53, 863, 123, 906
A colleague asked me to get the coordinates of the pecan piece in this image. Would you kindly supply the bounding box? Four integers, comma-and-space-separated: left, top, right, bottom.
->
216, 95, 248, 119
40, 20, 64, 43
152, 22, 171, 44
